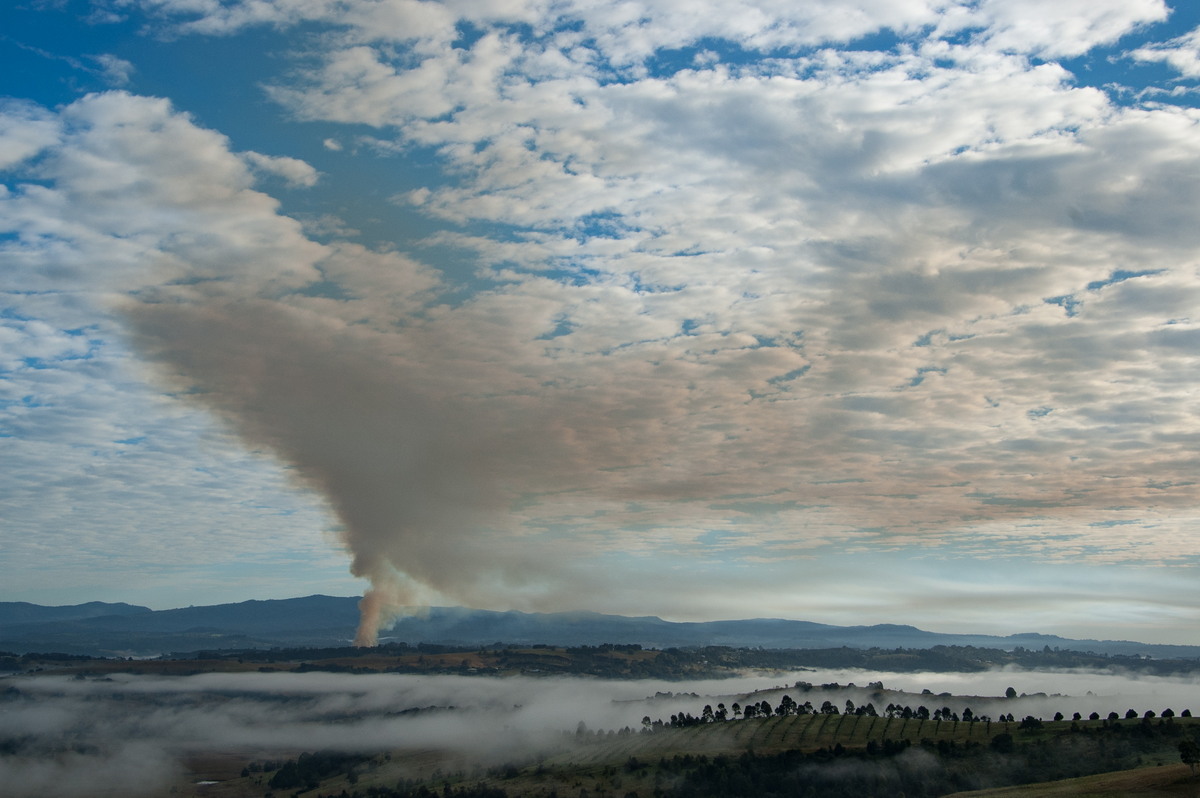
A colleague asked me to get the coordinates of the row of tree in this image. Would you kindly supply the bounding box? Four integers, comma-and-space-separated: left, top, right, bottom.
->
644, 695, 1193, 730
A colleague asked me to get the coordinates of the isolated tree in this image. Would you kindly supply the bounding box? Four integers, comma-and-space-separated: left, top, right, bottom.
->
991, 733, 1015, 753
1053, 712, 1063, 722
731, 702, 741, 719
1107, 712, 1119, 721
1126, 709, 1138, 719
1180, 739, 1200, 777
1005, 687, 1018, 699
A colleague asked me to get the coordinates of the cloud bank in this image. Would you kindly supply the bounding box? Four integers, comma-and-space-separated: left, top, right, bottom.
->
2, 1, 1200, 639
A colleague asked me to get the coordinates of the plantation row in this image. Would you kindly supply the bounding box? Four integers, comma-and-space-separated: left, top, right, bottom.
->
286, 713, 1200, 798
557, 709, 1200, 768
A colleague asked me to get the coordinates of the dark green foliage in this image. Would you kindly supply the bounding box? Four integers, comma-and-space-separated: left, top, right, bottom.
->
267, 751, 371, 790
1181, 738, 1200, 775
652, 720, 1196, 797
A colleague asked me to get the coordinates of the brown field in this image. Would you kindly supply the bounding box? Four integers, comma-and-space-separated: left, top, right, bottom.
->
946, 764, 1200, 797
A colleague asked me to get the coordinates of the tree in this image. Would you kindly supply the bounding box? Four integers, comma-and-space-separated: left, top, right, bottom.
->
1180, 739, 1200, 777
1005, 687, 1018, 699
1126, 709, 1138, 719
991, 733, 1014, 753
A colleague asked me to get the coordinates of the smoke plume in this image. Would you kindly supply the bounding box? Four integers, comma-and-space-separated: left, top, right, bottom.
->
122, 297, 524, 645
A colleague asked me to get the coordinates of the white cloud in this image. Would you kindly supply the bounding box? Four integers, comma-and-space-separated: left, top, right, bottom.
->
0, 100, 61, 170
1129, 24, 1200, 77
939, 0, 1168, 58
91, 53, 136, 86
5, 2, 1200, 633
242, 150, 320, 187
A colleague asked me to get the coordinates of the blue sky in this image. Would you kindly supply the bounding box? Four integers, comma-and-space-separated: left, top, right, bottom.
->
4, 0, 1200, 644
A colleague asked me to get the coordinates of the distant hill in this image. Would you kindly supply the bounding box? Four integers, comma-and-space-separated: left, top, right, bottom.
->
0, 600, 151, 626
3, 596, 1199, 660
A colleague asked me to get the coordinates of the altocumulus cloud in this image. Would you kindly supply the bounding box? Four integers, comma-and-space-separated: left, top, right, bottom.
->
2, 0, 1200, 640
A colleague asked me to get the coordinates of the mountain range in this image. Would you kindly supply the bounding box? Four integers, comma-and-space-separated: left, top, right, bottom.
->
3, 595, 1199, 660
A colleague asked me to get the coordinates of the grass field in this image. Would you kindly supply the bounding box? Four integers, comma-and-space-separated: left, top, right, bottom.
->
945, 763, 1200, 797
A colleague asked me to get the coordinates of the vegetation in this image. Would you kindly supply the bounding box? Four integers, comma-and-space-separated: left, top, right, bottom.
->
10, 642, 1200, 796
13, 641, 1200, 680
229, 708, 1200, 798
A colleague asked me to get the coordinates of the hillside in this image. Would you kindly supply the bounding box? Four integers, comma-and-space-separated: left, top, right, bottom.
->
174, 709, 1200, 797
4, 596, 1200, 659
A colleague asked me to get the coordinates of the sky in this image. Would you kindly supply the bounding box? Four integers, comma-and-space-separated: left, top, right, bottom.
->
3, 0, 1200, 644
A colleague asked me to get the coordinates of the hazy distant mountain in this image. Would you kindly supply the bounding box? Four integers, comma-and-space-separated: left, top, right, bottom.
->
3, 596, 1199, 660
0, 600, 151, 626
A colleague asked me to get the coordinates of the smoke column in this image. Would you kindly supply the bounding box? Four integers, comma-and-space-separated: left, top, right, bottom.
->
123, 297, 519, 646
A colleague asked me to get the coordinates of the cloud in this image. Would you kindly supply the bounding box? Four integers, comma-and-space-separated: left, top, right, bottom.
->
1129, 25, 1200, 77
91, 53, 136, 86
5, 4, 1200, 636
938, 0, 1168, 58
242, 150, 320, 187
0, 100, 61, 169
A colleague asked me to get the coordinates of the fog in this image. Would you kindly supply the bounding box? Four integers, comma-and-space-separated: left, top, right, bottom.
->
3, 668, 1198, 796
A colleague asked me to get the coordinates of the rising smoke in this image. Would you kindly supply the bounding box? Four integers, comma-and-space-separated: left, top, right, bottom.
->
122, 297, 521, 645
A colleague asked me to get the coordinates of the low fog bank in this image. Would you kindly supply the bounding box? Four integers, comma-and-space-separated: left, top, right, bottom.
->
2, 668, 1198, 796
770, 667, 1200, 721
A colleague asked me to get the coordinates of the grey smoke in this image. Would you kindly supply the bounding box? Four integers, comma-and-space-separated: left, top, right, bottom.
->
121, 297, 558, 644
